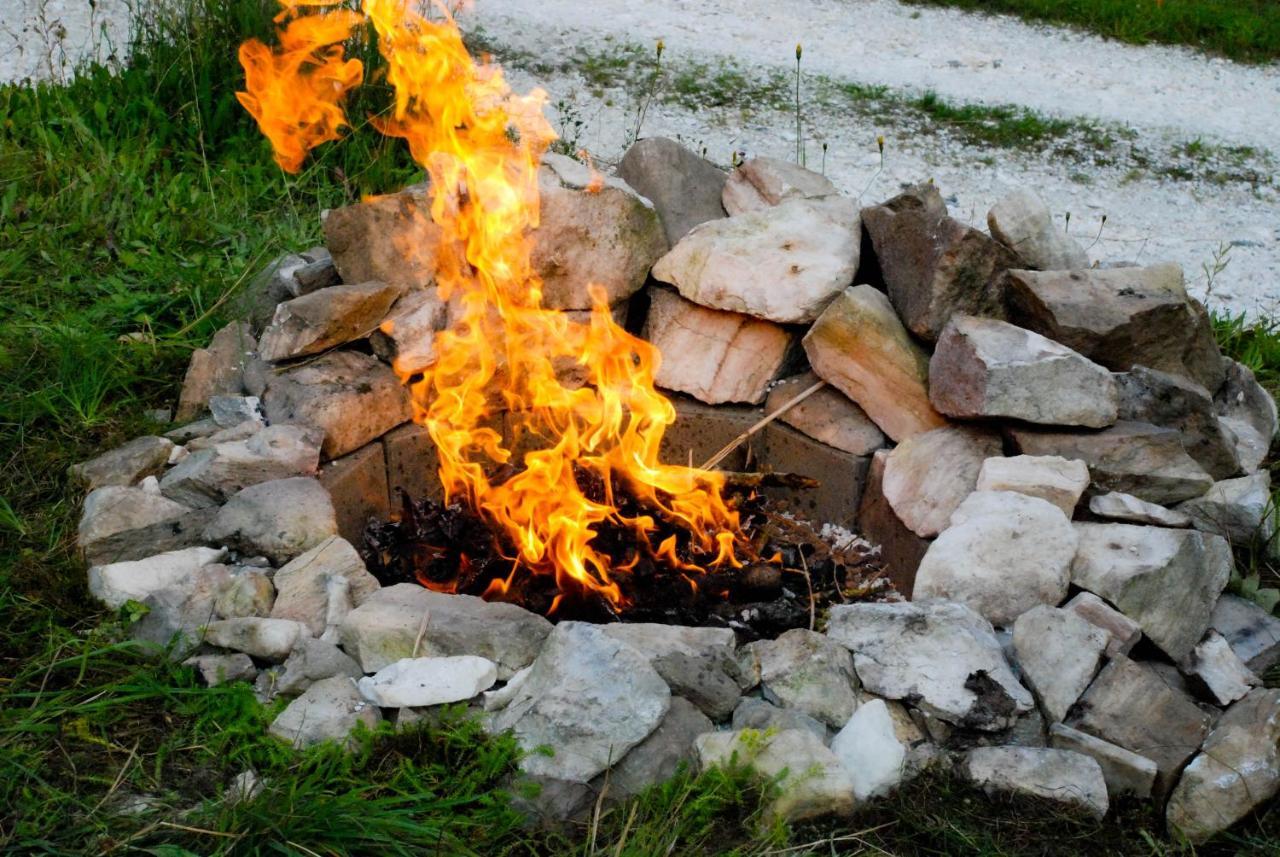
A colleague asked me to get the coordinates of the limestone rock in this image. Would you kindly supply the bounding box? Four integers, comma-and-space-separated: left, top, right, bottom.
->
731, 697, 829, 742
602, 697, 712, 800
209, 395, 262, 429
987, 189, 1089, 271
764, 372, 885, 456
213, 568, 275, 619
269, 676, 382, 751
271, 536, 381, 636
831, 698, 907, 800
616, 137, 726, 244
1211, 594, 1280, 674
176, 322, 259, 421
159, 423, 322, 508
70, 435, 174, 490
1071, 523, 1231, 661
88, 545, 227, 609
914, 491, 1077, 627
804, 286, 947, 441
827, 601, 1033, 730
930, 316, 1118, 428
274, 637, 363, 698
643, 286, 790, 405
1115, 365, 1240, 479
883, 426, 1002, 538
1214, 359, 1278, 473
1179, 630, 1260, 706
369, 287, 447, 375
81, 505, 217, 568
1176, 472, 1273, 544
651, 652, 741, 721
1048, 723, 1157, 799
1012, 605, 1109, 723
600, 624, 738, 671
184, 653, 257, 687
322, 185, 439, 290
203, 477, 337, 565
357, 656, 498, 708
963, 747, 1108, 819
78, 483, 191, 561
1063, 591, 1142, 657
203, 617, 308, 661
130, 563, 231, 654
855, 449, 931, 594
721, 156, 838, 215
258, 281, 404, 362
1088, 491, 1191, 528
976, 455, 1089, 516
744, 628, 859, 728
695, 729, 856, 822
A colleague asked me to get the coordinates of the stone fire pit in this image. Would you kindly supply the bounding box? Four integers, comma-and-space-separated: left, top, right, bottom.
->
73, 140, 1280, 842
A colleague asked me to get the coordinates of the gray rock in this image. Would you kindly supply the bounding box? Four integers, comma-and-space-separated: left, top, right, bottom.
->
208, 395, 262, 429
203, 617, 308, 661
1009, 421, 1213, 505
82, 506, 218, 568
368, 287, 447, 375
915, 491, 1077, 627
185, 418, 264, 451
1166, 688, 1280, 844
259, 281, 404, 362
160, 423, 323, 508
695, 729, 855, 822
292, 247, 340, 295
930, 316, 1118, 428
358, 655, 498, 708
261, 350, 412, 460
882, 426, 1002, 538
1048, 723, 1157, 799
721, 156, 838, 215
1214, 359, 1278, 473
69, 435, 174, 490
269, 535, 379, 636
731, 697, 829, 742
764, 372, 886, 456
963, 747, 1108, 819
243, 253, 307, 332
1211, 594, 1280, 674
131, 563, 231, 654
803, 285, 948, 441
185, 653, 257, 686
176, 322, 260, 421
615, 137, 726, 245
1012, 606, 1109, 723
604, 697, 713, 800
214, 568, 274, 619
1063, 591, 1142, 657
1176, 472, 1273, 545
275, 637, 363, 698
976, 455, 1089, 516
489, 622, 670, 783
269, 676, 382, 751
203, 477, 337, 565
1071, 523, 1231, 661
340, 583, 551, 678
1115, 365, 1240, 480
743, 628, 859, 728
1179, 630, 1260, 706
1088, 491, 1192, 528
78, 483, 191, 560
600, 623, 738, 669
830, 698, 908, 800
827, 601, 1033, 730
651, 652, 740, 721
987, 189, 1089, 271
88, 545, 227, 609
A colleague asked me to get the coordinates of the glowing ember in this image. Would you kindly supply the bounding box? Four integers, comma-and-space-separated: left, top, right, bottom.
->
238, 0, 749, 608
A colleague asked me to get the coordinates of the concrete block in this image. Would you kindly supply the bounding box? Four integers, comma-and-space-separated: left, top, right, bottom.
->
382, 423, 442, 507
761, 423, 869, 529
855, 449, 930, 596
319, 442, 390, 546
660, 396, 763, 472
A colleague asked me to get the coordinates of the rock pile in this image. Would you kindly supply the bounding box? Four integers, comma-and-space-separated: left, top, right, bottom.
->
72, 138, 1280, 842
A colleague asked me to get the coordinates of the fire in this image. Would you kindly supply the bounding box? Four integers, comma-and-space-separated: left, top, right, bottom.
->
239, 0, 747, 607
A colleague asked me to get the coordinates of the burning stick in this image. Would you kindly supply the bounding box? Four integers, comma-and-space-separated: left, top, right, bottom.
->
699, 379, 827, 471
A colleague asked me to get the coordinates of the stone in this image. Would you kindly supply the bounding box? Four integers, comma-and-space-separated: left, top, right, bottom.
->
1003, 264, 1225, 392
160, 423, 322, 508
203, 617, 308, 661
914, 491, 1077, 627
731, 697, 828, 742
721, 156, 838, 215
1011, 606, 1109, 723
604, 696, 713, 799
533, 153, 667, 310
599, 623, 738, 673
70, 435, 174, 490
274, 637, 363, 698
883, 426, 1002, 538
318, 442, 391, 547
862, 204, 1016, 342
615, 137, 726, 245
764, 372, 885, 456
208, 395, 262, 429
357, 655, 498, 708
827, 601, 1033, 730
166, 418, 221, 444
760, 422, 871, 529
87, 546, 227, 609
176, 322, 259, 421
830, 698, 907, 800
1009, 422, 1213, 505
1066, 656, 1214, 797
185, 418, 264, 452
930, 316, 1118, 428
1071, 523, 1231, 661
258, 281, 404, 362
696, 729, 855, 822
1048, 723, 1157, 799
214, 568, 274, 619
1180, 630, 1260, 706
1176, 472, 1273, 545
184, 653, 257, 687
262, 350, 412, 460
130, 564, 231, 655
369, 287, 447, 375
489, 622, 670, 782
1063, 592, 1142, 657
1088, 491, 1191, 528
963, 747, 1108, 819
243, 253, 308, 331
975, 455, 1089, 516
81, 506, 217, 567
643, 286, 790, 405
1166, 688, 1280, 844
987, 189, 1089, 271
1115, 366, 1241, 480
804, 285, 947, 442
744, 628, 859, 728
78, 484, 191, 561
1211, 594, 1280, 674
269, 676, 382, 750
1214, 359, 1278, 474
202, 477, 337, 565
292, 248, 340, 295
340, 583, 551, 678
322, 185, 439, 290
650, 652, 741, 721
271, 536, 381, 636
653, 196, 858, 324
855, 450, 930, 594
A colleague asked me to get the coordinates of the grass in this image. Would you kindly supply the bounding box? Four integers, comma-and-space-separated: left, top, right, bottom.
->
1, 1, 1279, 853
899, 0, 1280, 64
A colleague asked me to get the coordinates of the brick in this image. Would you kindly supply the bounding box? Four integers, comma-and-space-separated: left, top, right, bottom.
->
761, 423, 868, 529
660, 396, 763, 472
855, 449, 930, 596
319, 442, 390, 546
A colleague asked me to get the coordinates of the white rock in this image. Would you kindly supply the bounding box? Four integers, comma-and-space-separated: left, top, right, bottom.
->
269, 676, 381, 750
1063, 591, 1141, 657
482, 665, 532, 712
744, 628, 859, 728
202, 477, 338, 565
159, 423, 322, 508
357, 656, 498, 708
1176, 472, 1274, 544
1049, 723, 1158, 799
1179, 630, 1260, 706
184, 653, 257, 687
1088, 491, 1192, 528
695, 729, 856, 822
975, 455, 1089, 516
214, 569, 275, 619
1012, 605, 1109, 723
270, 536, 380, 636
88, 546, 227, 609
830, 699, 906, 800
963, 747, 1108, 819
882, 426, 1001, 538
274, 637, 363, 698
78, 485, 191, 557
721, 156, 838, 215
987, 189, 1089, 270
1214, 359, 1278, 474
203, 617, 308, 661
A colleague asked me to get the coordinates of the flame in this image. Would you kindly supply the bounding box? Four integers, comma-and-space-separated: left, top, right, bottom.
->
239, 0, 746, 607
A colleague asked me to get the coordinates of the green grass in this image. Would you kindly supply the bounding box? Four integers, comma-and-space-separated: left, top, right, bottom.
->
900, 0, 1280, 63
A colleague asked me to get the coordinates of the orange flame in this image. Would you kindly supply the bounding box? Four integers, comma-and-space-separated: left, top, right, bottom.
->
239, 0, 746, 607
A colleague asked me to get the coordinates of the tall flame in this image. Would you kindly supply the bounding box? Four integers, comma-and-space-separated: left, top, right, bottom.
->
239, 0, 746, 606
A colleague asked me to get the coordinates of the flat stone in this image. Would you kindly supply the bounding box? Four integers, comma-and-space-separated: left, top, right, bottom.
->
914, 491, 1077, 627
1214, 359, 1278, 473
827, 601, 1033, 731
273, 637, 363, 698
803, 285, 948, 441
650, 652, 741, 721
1211, 594, 1280, 674
340, 583, 551, 678
721, 156, 838, 215
1115, 366, 1240, 479
1004, 264, 1225, 392
1166, 688, 1280, 844
78, 483, 191, 559
203, 477, 337, 565
203, 617, 308, 661
1071, 523, 1231, 661
70, 435, 174, 490
604, 696, 713, 800
1012, 605, 1109, 723
176, 322, 259, 421
1008, 421, 1213, 505
731, 697, 828, 742
160, 423, 323, 508
82, 506, 217, 567
262, 350, 412, 460
1066, 656, 1214, 797
1180, 630, 1260, 706
357, 655, 498, 708
764, 372, 885, 456
695, 729, 855, 822
742, 628, 859, 728
643, 286, 790, 405
883, 426, 1002, 538
269, 676, 382, 751
831, 698, 907, 800
1088, 491, 1192, 528
930, 316, 1118, 428
322, 185, 439, 290
1062, 591, 1141, 657
369, 287, 447, 375
616, 137, 726, 245
987, 189, 1089, 271
184, 653, 257, 687
88, 545, 227, 609
963, 747, 1108, 819
1176, 472, 1273, 544
976, 455, 1089, 516
271, 536, 381, 636
760, 422, 872, 530
489, 622, 670, 783
258, 281, 404, 362
242, 253, 308, 331
1048, 723, 1157, 799
855, 449, 931, 594
213, 568, 274, 619
533, 153, 668, 310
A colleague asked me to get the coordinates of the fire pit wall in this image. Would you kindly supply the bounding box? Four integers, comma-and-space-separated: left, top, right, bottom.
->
73, 139, 1280, 840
